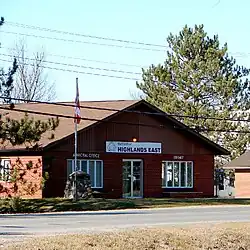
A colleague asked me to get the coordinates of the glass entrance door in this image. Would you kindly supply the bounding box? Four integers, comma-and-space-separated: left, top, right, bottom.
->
122, 159, 143, 198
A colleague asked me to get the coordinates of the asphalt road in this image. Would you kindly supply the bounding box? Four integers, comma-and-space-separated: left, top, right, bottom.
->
0, 205, 250, 244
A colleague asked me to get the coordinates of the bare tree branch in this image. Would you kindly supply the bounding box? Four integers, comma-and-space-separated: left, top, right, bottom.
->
11, 39, 56, 103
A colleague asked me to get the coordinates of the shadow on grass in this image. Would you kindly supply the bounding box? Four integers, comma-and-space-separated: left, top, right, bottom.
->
1, 197, 250, 214
0, 198, 137, 214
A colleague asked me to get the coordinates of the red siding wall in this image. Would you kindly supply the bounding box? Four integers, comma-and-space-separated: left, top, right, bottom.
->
54, 112, 213, 156
46, 152, 214, 198
102, 154, 214, 198
43, 104, 217, 198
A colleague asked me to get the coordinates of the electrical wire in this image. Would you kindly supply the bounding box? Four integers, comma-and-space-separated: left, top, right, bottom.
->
0, 53, 141, 76
0, 106, 164, 129
1, 96, 250, 124
1, 58, 249, 125
0, 30, 165, 52
47, 53, 143, 68
1, 105, 250, 134
2, 25, 249, 58
5, 21, 167, 49
0, 58, 140, 81
0, 46, 145, 68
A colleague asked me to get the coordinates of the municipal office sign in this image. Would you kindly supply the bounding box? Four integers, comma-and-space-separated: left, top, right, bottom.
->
106, 141, 162, 154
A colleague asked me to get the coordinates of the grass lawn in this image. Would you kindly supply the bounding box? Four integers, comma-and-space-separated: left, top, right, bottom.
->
1, 197, 250, 213
4, 222, 250, 249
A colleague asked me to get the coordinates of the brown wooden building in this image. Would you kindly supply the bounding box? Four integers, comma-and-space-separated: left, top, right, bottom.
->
0, 100, 229, 199
224, 150, 250, 198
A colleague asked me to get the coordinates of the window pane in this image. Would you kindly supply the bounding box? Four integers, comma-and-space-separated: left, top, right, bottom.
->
89, 161, 95, 187
180, 162, 186, 187
173, 162, 180, 187
96, 161, 102, 188
4, 161, 10, 181
167, 162, 173, 187
67, 160, 73, 177
162, 162, 166, 186
187, 162, 193, 187
71, 160, 81, 172
81, 160, 87, 173
76, 160, 81, 171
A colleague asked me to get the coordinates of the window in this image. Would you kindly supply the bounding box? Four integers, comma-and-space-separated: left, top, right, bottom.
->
0, 159, 11, 181
162, 161, 193, 188
67, 159, 103, 188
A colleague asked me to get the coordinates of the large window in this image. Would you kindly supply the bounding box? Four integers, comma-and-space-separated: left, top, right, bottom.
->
0, 159, 11, 181
162, 161, 193, 188
67, 159, 103, 188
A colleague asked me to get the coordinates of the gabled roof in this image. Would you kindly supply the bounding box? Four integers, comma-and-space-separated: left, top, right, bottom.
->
0, 100, 137, 150
223, 150, 250, 169
0, 99, 229, 155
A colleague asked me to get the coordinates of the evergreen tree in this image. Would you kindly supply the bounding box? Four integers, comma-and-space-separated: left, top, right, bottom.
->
0, 17, 59, 202
137, 24, 250, 164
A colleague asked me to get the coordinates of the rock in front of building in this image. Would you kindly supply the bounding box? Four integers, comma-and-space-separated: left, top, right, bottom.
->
64, 171, 92, 199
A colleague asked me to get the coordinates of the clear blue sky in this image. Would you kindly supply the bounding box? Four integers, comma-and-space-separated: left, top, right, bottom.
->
1, 0, 250, 102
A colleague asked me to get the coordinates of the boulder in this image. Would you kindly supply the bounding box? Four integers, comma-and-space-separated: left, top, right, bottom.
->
64, 171, 92, 199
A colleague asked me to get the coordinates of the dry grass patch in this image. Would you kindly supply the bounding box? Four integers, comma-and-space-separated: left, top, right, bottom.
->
5, 223, 250, 250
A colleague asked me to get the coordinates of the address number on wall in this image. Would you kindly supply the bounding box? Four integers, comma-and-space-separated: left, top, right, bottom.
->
173, 155, 184, 160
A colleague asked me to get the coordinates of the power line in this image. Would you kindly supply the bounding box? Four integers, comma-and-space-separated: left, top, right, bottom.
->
0, 53, 141, 76
47, 53, 143, 68
0, 106, 164, 129
0, 58, 140, 81
0, 105, 250, 134
5, 21, 167, 49
199, 128, 250, 133
1, 59, 249, 124
0, 30, 165, 52
3, 23, 250, 59
1, 96, 250, 124
1, 46, 145, 68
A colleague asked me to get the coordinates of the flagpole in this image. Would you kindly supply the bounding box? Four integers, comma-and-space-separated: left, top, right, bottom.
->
74, 77, 78, 201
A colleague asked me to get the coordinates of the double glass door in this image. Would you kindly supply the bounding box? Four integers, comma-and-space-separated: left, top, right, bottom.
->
122, 159, 143, 198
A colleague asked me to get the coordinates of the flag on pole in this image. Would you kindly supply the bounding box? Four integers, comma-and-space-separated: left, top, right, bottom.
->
74, 78, 81, 124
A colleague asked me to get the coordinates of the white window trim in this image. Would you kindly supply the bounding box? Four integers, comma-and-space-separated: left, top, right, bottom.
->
162, 161, 193, 188
67, 159, 103, 188
0, 159, 11, 182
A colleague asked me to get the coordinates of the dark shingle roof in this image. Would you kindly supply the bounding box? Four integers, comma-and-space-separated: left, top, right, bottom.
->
0, 99, 230, 155
0, 100, 137, 150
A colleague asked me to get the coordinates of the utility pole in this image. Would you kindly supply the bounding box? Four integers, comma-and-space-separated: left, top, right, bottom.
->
74, 77, 80, 201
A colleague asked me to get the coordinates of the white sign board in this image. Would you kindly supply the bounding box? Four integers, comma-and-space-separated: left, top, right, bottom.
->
106, 141, 162, 154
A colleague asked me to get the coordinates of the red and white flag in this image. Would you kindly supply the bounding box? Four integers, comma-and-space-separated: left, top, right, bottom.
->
74, 79, 81, 124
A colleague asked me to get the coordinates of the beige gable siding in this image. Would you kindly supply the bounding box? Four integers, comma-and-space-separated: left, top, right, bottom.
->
235, 172, 250, 198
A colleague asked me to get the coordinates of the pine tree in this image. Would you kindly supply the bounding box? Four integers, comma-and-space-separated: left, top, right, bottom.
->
137, 24, 250, 164
0, 17, 59, 203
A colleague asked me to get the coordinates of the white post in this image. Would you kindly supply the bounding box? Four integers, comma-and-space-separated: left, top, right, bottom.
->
74, 77, 78, 201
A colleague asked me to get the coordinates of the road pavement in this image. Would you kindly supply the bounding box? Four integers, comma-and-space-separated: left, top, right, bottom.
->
0, 205, 250, 245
